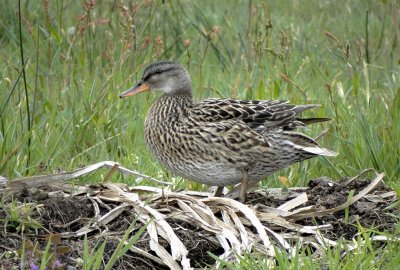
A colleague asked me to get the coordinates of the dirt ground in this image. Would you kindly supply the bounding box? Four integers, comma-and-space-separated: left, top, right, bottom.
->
0, 176, 398, 269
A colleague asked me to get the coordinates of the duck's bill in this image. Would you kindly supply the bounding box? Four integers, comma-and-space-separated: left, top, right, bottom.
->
119, 81, 150, 98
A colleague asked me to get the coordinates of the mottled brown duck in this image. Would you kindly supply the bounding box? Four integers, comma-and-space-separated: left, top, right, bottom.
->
120, 61, 336, 202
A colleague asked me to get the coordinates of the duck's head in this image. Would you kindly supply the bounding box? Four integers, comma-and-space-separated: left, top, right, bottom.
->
119, 61, 192, 98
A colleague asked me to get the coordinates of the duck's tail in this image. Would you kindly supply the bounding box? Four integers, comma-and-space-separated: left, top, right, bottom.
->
266, 131, 337, 167
296, 117, 332, 125
287, 131, 337, 157
283, 117, 332, 130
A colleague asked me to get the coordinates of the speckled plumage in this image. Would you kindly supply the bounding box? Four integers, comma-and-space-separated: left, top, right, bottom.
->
120, 61, 336, 201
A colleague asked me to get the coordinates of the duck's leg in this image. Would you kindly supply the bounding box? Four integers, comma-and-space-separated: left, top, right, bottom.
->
239, 170, 249, 203
214, 186, 224, 197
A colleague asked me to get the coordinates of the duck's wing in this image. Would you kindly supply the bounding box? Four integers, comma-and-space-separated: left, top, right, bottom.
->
187, 98, 336, 160
190, 98, 330, 133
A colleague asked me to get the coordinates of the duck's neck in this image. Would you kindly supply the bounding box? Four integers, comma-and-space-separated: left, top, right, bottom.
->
148, 92, 193, 123
163, 92, 193, 105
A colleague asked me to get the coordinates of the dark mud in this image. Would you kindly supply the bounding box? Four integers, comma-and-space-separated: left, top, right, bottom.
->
0, 177, 398, 269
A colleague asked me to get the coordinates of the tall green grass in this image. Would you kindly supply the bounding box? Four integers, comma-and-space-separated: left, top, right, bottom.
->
1, 0, 399, 189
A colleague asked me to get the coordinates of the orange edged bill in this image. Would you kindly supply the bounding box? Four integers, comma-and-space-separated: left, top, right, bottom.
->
119, 81, 150, 98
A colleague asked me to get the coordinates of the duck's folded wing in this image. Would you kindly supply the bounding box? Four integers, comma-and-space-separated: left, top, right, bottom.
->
190, 98, 328, 131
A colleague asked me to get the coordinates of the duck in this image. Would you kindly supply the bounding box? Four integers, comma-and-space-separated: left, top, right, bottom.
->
120, 61, 336, 202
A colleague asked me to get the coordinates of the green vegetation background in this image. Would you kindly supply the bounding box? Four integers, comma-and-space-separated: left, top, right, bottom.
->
1, 0, 399, 191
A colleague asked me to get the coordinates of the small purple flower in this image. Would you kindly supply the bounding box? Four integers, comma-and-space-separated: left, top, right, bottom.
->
29, 261, 40, 270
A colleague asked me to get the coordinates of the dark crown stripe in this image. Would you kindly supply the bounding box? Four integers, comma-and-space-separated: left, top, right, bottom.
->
143, 67, 176, 81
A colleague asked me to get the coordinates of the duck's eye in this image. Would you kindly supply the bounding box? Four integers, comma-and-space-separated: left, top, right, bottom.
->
150, 72, 161, 79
